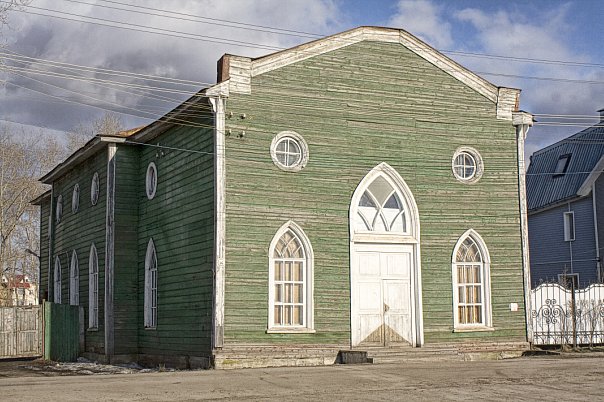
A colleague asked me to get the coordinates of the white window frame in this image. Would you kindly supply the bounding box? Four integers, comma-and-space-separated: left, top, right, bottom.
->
90, 172, 100, 206
267, 221, 314, 333
554, 154, 571, 177
564, 211, 575, 242
451, 229, 492, 331
144, 238, 158, 329
53, 256, 61, 304
69, 250, 79, 306
558, 273, 579, 289
88, 244, 99, 329
55, 195, 63, 224
270, 131, 309, 172
72, 184, 80, 213
145, 162, 158, 200
452, 146, 484, 184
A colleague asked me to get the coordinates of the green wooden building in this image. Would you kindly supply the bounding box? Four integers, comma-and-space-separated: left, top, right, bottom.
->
35, 27, 534, 368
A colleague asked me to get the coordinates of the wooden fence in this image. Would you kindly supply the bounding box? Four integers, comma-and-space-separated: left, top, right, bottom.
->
0, 305, 43, 359
530, 283, 604, 346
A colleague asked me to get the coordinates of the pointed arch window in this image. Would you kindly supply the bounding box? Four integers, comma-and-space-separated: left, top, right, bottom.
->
355, 175, 408, 234
144, 239, 158, 329
268, 222, 314, 332
88, 244, 99, 329
452, 230, 492, 330
69, 250, 79, 306
54, 256, 61, 304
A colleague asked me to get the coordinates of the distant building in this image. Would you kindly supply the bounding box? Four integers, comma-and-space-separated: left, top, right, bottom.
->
1, 274, 38, 306
527, 109, 604, 287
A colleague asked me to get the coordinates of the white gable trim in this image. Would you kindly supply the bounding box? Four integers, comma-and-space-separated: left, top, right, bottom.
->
578, 155, 604, 197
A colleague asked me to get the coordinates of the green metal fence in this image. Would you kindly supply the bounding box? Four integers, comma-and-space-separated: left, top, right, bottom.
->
43, 302, 81, 362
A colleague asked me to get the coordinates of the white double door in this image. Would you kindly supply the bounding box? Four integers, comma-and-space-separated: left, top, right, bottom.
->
351, 243, 413, 347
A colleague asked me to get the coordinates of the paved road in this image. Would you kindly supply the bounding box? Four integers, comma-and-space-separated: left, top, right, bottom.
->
1, 356, 603, 401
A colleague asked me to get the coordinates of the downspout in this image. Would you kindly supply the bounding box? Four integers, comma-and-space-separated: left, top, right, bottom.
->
593, 183, 601, 281
209, 95, 226, 351
513, 111, 534, 344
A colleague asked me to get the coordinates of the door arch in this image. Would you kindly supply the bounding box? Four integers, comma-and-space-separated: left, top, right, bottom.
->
349, 162, 423, 347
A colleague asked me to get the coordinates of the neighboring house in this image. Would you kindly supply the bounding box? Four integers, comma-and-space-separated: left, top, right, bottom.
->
527, 110, 604, 288
1, 274, 38, 306
34, 26, 534, 368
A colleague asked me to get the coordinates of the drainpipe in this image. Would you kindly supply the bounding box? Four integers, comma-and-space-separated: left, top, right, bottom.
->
513, 111, 534, 344
593, 183, 601, 281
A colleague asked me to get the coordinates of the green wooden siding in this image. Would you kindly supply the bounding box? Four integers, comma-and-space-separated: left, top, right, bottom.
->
50, 148, 108, 355
39, 201, 50, 302
223, 40, 525, 345
44, 301, 80, 361
136, 113, 215, 357
113, 145, 140, 355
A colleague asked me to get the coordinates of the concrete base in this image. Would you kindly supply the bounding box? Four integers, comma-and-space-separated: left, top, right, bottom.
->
79, 352, 211, 369
213, 344, 345, 369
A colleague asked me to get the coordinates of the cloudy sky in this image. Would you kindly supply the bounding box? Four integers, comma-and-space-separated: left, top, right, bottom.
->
1, 0, 603, 157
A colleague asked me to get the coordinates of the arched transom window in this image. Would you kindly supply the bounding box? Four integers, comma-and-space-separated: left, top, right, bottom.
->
452, 231, 491, 329
355, 175, 407, 233
268, 223, 314, 332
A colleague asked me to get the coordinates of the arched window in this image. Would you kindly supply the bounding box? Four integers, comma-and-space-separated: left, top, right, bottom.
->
354, 175, 408, 234
452, 230, 492, 329
88, 244, 99, 329
144, 239, 158, 329
54, 256, 61, 303
268, 222, 314, 332
70, 250, 79, 306
72, 184, 80, 213
146, 162, 157, 200
90, 172, 100, 206
55, 195, 63, 224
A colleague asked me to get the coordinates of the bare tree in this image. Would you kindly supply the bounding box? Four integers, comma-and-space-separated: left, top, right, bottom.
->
0, 125, 62, 306
66, 112, 124, 153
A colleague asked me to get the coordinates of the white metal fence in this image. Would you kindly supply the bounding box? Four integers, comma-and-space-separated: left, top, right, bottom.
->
530, 283, 604, 346
0, 305, 43, 359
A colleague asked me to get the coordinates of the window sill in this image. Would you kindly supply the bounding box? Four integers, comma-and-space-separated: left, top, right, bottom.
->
144, 327, 156, 331
87, 327, 98, 332
266, 327, 316, 334
453, 326, 494, 333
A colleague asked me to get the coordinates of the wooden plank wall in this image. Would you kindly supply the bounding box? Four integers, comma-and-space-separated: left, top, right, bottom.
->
51, 149, 108, 355
39, 202, 50, 302
136, 113, 215, 358
223, 41, 526, 345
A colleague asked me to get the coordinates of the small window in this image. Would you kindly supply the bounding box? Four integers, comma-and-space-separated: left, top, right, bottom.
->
72, 184, 80, 213
558, 273, 579, 289
564, 211, 575, 242
452, 147, 483, 183
89, 244, 99, 329
144, 239, 158, 329
146, 162, 157, 200
270, 131, 309, 172
90, 172, 100, 206
55, 195, 63, 224
54, 256, 61, 304
70, 250, 79, 306
554, 154, 571, 177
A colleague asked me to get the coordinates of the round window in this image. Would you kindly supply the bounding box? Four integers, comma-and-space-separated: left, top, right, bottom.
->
146, 162, 157, 200
72, 184, 80, 213
452, 147, 483, 183
91, 172, 100, 206
270, 131, 308, 172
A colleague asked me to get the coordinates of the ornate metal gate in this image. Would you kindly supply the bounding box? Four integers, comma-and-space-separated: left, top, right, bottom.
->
530, 283, 604, 346
0, 305, 43, 359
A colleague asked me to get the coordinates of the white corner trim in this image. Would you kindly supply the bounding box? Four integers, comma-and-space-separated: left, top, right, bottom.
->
577, 155, 604, 197
104, 143, 116, 357
210, 95, 226, 349
496, 88, 520, 121
206, 80, 230, 97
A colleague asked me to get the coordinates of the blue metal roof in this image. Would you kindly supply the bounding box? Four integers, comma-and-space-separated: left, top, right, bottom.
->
526, 123, 604, 211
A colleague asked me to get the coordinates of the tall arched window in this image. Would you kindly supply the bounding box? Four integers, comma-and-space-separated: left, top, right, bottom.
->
88, 244, 98, 329
54, 256, 61, 304
144, 239, 158, 329
452, 230, 492, 329
268, 222, 314, 332
69, 250, 79, 306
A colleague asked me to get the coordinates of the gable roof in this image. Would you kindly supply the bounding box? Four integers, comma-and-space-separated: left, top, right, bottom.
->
526, 123, 604, 211
214, 26, 520, 121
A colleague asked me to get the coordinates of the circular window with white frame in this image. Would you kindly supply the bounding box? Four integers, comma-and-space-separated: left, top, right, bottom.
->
452, 146, 483, 184
270, 131, 309, 172
146, 162, 157, 200
90, 172, 100, 206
